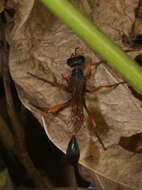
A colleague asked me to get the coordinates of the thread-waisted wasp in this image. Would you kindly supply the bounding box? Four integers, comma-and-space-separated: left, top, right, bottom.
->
28, 48, 124, 165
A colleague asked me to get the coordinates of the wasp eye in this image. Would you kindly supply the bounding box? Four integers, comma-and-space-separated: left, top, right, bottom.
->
67, 56, 85, 67
66, 135, 80, 165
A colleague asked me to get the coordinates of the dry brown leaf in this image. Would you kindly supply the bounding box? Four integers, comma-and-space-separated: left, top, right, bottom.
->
7, 0, 142, 189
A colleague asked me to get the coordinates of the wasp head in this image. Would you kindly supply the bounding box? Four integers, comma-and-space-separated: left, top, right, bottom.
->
67, 55, 85, 68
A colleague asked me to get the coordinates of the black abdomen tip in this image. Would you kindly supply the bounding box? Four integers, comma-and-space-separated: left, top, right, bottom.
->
66, 135, 80, 165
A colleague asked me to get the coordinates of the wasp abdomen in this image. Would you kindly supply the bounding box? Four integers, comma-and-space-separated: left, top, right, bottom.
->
66, 135, 80, 165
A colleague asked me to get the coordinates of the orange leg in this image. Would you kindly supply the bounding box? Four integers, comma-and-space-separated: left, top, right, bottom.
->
34, 99, 72, 114
91, 61, 103, 67
61, 74, 69, 83
28, 72, 66, 90
47, 102, 69, 113
88, 81, 125, 93
84, 61, 103, 78
83, 102, 106, 150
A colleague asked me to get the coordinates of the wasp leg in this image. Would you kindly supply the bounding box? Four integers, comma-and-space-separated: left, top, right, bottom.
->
61, 73, 69, 83
28, 72, 66, 90
87, 81, 126, 93
47, 101, 71, 113
84, 61, 103, 78
91, 61, 103, 67
83, 101, 106, 150
34, 99, 72, 114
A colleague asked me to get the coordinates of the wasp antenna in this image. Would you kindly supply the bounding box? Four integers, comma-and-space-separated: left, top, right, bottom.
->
70, 47, 80, 58
74, 47, 80, 56
71, 53, 74, 57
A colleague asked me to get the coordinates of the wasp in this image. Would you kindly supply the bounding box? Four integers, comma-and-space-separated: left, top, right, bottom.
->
28, 48, 124, 165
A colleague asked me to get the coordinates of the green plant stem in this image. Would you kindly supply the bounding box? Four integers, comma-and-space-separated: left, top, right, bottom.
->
41, 0, 142, 93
